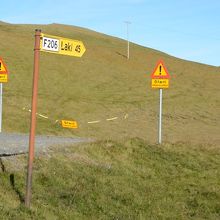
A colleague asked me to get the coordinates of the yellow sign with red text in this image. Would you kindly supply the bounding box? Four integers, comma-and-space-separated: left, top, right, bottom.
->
0, 57, 8, 83
151, 60, 170, 89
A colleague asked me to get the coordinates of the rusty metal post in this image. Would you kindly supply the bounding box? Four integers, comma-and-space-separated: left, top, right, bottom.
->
25, 29, 41, 207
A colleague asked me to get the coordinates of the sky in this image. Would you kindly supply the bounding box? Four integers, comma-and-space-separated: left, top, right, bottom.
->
1, 0, 220, 66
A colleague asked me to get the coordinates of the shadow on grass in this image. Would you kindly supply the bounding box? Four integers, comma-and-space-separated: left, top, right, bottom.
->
9, 173, 25, 203
0, 154, 26, 204
0, 158, 6, 172
116, 51, 127, 59
1, 158, 25, 203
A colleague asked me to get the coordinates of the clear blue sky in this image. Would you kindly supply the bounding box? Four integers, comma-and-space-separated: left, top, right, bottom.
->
1, 0, 220, 66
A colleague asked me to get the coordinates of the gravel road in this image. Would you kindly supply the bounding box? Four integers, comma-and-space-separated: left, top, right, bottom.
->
0, 133, 90, 156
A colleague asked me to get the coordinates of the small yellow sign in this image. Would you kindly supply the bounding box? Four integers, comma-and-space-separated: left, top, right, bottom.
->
0, 57, 8, 74
61, 120, 78, 129
0, 62, 7, 72
0, 74, 8, 83
151, 60, 170, 79
152, 79, 169, 89
40, 33, 86, 57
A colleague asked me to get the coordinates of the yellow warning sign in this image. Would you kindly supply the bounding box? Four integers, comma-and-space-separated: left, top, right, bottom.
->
151, 60, 170, 79
61, 120, 78, 129
0, 74, 8, 83
152, 79, 169, 89
0, 58, 8, 74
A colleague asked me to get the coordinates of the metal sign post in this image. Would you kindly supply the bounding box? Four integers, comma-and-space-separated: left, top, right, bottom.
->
0, 57, 9, 133
0, 83, 2, 132
151, 60, 170, 144
25, 29, 41, 207
158, 88, 163, 144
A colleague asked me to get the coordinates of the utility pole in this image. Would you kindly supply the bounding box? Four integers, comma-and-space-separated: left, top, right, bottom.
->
124, 21, 131, 60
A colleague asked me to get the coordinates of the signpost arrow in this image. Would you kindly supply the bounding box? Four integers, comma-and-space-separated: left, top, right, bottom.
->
40, 33, 86, 57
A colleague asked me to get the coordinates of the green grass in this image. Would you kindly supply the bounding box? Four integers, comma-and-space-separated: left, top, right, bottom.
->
1, 139, 220, 219
0, 22, 219, 144
0, 21, 220, 219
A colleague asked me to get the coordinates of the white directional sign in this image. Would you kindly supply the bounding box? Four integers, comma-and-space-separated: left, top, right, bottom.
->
41, 36, 59, 52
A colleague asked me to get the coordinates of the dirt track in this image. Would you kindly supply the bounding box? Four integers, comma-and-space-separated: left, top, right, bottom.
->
0, 133, 89, 156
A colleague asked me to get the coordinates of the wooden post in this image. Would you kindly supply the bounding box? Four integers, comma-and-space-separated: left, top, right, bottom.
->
25, 29, 41, 207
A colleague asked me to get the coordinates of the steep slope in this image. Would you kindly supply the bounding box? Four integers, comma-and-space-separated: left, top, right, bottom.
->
0, 22, 219, 144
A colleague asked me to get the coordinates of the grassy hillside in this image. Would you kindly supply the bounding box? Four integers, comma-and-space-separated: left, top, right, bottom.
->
1, 139, 220, 219
0, 22, 220, 219
0, 22, 219, 144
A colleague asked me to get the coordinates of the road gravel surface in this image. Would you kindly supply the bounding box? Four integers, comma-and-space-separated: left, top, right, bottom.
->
0, 133, 89, 156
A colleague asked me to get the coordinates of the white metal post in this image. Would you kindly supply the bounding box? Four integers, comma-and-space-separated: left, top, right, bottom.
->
159, 88, 163, 144
0, 83, 2, 133
124, 21, 131, 59
127, 24, 129, 60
